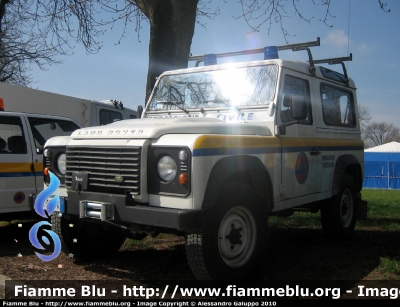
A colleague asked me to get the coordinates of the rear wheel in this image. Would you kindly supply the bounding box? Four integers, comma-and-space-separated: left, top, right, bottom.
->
51, 213, 126, 260
185, 182, 269, 280
321, 174, 357, 239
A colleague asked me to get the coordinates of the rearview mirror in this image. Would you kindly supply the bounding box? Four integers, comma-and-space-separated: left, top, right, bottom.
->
137, 105, 143, 118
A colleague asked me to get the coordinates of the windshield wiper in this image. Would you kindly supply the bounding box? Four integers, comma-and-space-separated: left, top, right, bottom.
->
157, 101, 189, 114
213, 98, 232, 107
212, 98, 238, 110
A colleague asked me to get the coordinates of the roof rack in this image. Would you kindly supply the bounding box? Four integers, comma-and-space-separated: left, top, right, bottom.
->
313, 54, 353, 85
189, 37, 320, 74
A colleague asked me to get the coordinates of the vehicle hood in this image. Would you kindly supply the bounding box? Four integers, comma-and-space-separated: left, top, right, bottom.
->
45, 135, 77, 146
70, 117, 272, 139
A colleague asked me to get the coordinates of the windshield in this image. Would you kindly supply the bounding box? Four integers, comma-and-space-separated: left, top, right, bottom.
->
148, 64, 277, 111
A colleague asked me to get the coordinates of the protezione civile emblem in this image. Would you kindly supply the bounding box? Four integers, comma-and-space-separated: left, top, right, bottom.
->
29, 171, 61, 261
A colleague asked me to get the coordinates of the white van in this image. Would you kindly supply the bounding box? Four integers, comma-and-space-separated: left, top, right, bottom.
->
0, 82, 138, 127
0, 105, 81, 213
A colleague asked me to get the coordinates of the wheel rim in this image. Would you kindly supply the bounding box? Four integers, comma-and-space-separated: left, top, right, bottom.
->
218, 206, 257, 267
340, 188, 354, 228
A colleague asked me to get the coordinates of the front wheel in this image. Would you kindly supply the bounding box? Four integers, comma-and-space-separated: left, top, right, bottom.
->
185, 182, 269, 280
321, 174, 357, 240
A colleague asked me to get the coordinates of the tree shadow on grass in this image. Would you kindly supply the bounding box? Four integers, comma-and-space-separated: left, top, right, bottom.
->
1, 219, 399, 290
79, 226, 399, 282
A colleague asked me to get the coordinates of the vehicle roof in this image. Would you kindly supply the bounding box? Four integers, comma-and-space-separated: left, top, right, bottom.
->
0, 111, 82, 125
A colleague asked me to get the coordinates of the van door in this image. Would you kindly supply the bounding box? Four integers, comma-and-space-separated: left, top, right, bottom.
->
278, 73, 321, 200
0, 113, 36, 213
26, 114, 82, 189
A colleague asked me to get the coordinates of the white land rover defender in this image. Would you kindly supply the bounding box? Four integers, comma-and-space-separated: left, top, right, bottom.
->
44, 38, 367, 280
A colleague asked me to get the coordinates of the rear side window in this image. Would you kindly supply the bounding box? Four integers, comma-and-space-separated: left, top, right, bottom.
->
0, 116, 27, 154
321, 84, 356, 127
100, 109, 123, 125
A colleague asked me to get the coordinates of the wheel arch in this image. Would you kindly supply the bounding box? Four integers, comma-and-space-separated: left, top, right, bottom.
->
333, 154, 363, 195
201, 155, 274, 212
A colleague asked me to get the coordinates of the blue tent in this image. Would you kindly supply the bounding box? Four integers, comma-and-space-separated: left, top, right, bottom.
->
363, 142, 400, 189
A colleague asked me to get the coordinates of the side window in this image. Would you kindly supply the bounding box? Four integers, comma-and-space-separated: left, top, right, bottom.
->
27, 117, 81, 153
99, 110, 123, 125
321, 84, 355, 127
280, 75, 312, 125
0, 116, 27, 154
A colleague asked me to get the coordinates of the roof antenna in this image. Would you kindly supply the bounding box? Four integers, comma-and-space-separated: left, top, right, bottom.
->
347, 0, 351, 70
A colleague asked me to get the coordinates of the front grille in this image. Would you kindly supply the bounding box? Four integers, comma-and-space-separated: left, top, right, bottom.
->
65, 146, 141, 195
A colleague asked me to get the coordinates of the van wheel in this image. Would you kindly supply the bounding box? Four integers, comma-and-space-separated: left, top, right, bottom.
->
321, 174, 356, 239
51, 213, 125, 260
185, 182, 268, 280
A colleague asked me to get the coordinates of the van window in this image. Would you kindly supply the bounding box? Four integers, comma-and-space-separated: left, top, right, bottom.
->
321, 84, 355, 127
100, 109, 123, 125
27, 117, 81, 153
0, 116, 27, 154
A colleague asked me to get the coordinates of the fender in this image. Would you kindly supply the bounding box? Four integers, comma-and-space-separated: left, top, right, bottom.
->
333, 154, 363, 195
201, 155, 274, 212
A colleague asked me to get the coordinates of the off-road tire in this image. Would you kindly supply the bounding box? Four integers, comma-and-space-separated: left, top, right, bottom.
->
185, 182, 269, 280
321, 174, 357, 240
51, 213, 126, 260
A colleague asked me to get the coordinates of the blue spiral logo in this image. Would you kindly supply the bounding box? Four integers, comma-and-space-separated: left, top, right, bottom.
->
29, 171, 62, 261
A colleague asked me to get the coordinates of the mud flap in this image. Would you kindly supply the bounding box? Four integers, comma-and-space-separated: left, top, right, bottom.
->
356, 193, 367, 220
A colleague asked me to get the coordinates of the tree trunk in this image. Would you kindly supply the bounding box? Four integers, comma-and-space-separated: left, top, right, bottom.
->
134, 0, 199, 104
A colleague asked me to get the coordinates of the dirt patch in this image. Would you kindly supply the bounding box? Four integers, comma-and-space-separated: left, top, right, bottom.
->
0, 217, 399, 299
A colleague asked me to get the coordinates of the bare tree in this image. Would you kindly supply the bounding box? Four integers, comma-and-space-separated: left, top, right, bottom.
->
358, 104, 371, 146
0, 0, 391, 97
0, 0, 217, 91
364, 122, 400, 148
0, 0, 9, 33
0, 0, 64, 86
358, 104, 371, 130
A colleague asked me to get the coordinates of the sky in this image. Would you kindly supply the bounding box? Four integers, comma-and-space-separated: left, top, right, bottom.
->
28, 0, 400, 126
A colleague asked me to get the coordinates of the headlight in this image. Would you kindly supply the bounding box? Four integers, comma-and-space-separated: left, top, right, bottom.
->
179, 149, 188, 161
44, 148, 51, 158
157, 155, 177, 181
57, 153, 67, 175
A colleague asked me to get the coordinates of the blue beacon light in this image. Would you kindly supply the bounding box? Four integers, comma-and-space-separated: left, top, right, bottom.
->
204, 54, 217, 66
264, 46, 279, 60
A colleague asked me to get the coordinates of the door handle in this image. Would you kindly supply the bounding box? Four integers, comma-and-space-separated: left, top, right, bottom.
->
310, 149, 321, 156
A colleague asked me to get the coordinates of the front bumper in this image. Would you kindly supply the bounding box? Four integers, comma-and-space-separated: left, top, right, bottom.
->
62, 190, 207, 232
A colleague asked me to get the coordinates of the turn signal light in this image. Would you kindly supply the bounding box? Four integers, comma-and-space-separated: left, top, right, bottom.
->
44, 167, 50, 176
179, 173, 188, 185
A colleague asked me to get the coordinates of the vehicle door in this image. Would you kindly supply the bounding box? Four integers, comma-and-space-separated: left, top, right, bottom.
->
0, 113, 35, 213
26, 115, 82, 190
278, 72, 321, 200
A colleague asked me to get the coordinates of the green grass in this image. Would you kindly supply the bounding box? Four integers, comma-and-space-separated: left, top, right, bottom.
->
269, 211, 321, 229
358, 189, 400, 231
0, 219, 26, 227
378, 256, 400, 277
268, 188, 400, 280
269, 188, 400, 231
